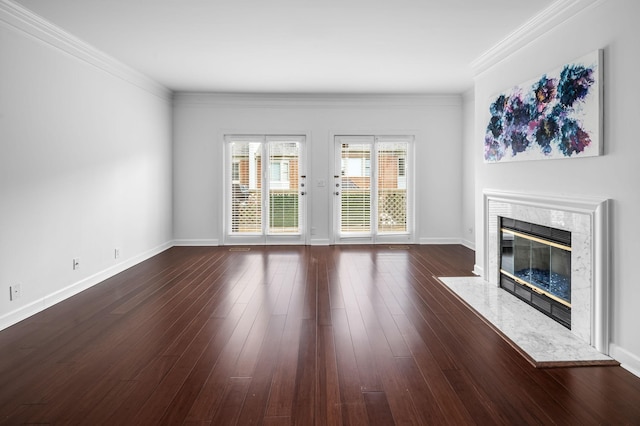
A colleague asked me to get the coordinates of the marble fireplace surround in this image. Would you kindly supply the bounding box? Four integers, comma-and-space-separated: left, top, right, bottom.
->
483, 189, 610, 355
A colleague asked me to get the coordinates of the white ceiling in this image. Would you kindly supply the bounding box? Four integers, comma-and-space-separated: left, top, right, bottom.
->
13, 0, 556, 94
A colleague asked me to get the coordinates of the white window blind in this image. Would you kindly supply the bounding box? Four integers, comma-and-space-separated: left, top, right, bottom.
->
230, 140, 262, 234
340, 142, 372, 233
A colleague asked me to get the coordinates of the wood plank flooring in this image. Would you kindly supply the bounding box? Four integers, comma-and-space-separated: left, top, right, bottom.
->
1, 245, 640, 425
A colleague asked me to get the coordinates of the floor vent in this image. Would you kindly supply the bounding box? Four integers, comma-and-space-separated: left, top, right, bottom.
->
229, 247, 251, 252
388, 245, 411, 250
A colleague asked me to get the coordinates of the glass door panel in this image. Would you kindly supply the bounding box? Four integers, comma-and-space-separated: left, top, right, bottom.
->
377, 141, 408, 233
334, 135, 413, 244
225, 135, 306, 245
268, 140, 302, 235
230, 140, 262, 234
339, 140, 372, 235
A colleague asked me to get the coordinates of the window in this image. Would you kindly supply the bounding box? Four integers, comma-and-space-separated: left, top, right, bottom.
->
231, 160, 240, 182
269, 160, 290, 189
346, 158, 370, 177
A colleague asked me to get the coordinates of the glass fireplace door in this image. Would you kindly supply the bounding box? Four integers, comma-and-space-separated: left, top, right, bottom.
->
501, 228, 571, 305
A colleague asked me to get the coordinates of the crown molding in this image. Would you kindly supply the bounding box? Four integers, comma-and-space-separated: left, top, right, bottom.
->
173, 92, 462, 109
471, 0, 606, 77
0, 0, 171, 101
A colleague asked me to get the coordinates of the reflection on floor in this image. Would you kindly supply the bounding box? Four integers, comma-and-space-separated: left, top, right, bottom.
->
437, 276, 617, 368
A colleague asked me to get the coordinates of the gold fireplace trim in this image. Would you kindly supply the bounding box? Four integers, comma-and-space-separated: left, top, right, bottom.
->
500, 269, 571, 308
501, 228, 571, 252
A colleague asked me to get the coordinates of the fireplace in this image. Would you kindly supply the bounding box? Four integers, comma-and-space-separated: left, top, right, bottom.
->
499, 218, 572, 328
483, 190, 611, 354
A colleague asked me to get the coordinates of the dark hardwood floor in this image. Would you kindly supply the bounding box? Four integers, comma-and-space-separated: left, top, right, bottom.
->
1, 245, 640, 425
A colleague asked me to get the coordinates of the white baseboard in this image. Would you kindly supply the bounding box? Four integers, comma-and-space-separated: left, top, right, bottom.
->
419, 237, 464, 245
473, 264, 484, 277
0, 298, 46, 333
173, 238, 474, 247
0, 241, 172, 332
610, 343, 640, 379
309, 238, 331, 246
173, 239, 220, 246
461, 239, 476, 251
419, 237, 476, 251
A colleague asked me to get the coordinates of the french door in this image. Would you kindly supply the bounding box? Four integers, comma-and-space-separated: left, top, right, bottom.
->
224, 135, 307, 245
333, 135, 413, 244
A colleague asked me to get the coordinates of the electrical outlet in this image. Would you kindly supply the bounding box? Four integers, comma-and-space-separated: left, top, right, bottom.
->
10, 284, 21, 301
73, 258, 80, 270
114, 248, 120, 259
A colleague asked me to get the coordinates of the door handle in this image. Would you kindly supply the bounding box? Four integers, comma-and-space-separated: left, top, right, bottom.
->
334, 191, 340, 196
300, 191, 306, 196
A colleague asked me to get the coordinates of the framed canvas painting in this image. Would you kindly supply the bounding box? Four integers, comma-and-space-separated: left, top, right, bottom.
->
484, 50, 602, 163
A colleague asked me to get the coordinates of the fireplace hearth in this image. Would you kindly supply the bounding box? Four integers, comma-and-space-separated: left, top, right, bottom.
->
500, 218, 572, 328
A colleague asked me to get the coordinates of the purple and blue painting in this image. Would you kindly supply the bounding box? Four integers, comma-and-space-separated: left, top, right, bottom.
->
484, 51, 602, 163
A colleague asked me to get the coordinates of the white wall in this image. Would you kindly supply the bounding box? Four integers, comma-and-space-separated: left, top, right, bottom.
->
473, 0, 640, 375
172, 94, 464, 246
0, 9, 173, 329
461, 89, 475, 251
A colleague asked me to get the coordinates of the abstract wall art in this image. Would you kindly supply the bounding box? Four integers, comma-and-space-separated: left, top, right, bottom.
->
484, 50, 602, 163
